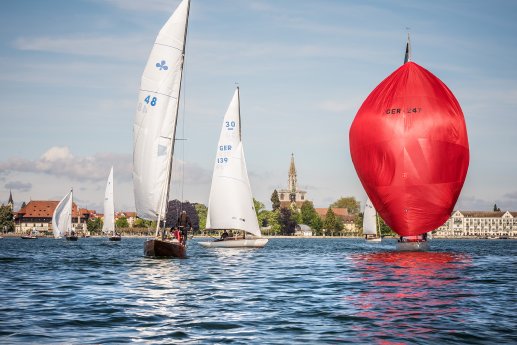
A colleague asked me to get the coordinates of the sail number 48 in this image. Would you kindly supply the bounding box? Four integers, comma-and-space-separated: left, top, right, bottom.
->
144, 95, 157, 106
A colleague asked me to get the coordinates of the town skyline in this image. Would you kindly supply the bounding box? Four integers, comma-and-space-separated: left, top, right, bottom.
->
1, 0, 517, 213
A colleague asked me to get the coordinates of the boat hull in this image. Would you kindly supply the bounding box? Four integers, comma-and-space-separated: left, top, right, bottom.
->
66, 236, 78, 241
21, 236, 37, 240
199, 238, 268, 248
108, 236, 122, 241
396, 241, 430, 251
144, 239, 186, 258
365, 237, 382, 242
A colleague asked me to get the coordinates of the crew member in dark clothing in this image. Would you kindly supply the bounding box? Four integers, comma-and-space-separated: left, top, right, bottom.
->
177, 210, 192, 244
221, 230, 229, 240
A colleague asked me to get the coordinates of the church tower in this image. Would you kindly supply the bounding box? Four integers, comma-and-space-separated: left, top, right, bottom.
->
7, 190, 13, 210
288, 154, 297, 202
278, 154, 308, 208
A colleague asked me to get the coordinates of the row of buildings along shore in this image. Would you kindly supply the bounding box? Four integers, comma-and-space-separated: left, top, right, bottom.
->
2, 155, 517, 238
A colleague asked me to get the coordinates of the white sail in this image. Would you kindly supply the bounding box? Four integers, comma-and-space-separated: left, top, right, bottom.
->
102, 166, 115, 235
52, 190, 73, 239
363, 197, 377, 235
206, 88, 261, 237
133, 0, 190, 221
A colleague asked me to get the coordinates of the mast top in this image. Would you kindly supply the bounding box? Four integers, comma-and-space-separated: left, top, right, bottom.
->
404, 30, 412, 64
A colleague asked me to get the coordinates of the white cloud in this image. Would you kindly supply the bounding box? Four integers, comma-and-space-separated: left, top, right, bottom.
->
0, 146, 131, 182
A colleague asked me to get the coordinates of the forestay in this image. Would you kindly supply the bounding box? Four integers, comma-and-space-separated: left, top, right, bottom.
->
206, 89, 261, 237
52, 190, 73, 239
102, 166, 115, 234
133, 0, 189, 220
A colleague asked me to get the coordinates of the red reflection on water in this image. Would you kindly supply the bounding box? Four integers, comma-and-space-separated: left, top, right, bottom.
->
346, 251, 472, 342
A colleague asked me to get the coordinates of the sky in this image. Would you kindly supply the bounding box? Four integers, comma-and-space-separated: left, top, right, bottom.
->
1, 0, 516, 214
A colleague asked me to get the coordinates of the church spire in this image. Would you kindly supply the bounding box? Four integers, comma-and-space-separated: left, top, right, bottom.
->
288, 153, 297, 193
7, 189, 13, 209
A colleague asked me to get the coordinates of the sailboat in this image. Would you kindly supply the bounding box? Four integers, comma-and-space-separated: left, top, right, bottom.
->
52, 189, 77, 241
363, 197, 381, 242
133, 0, 190, 258
102, 166, 120, 241
349, 33, 468, 252
199, 88, 268, 249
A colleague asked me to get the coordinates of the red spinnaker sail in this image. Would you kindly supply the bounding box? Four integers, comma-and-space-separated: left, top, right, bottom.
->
349, 62, 469, 236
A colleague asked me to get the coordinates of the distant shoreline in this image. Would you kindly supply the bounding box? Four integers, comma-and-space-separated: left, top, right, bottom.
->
1, 233, 515, 240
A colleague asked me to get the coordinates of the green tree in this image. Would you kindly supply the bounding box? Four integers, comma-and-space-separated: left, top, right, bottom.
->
493, 203, 501, 212
134, 218, 152, 228
115, 217, 129, 228
195, 203, 208, 230
271, 189, 281, 211
253, 198, 265, 216
279, 208, 296, 235
20, 201, 27, 210
331, 197, 360, 214
87, 217, 103, 234
311, 216, 323, 235
266, 209, 281, 235
0, 205, 14, 232
300, 201, 321, 231
323, 207, 337, 235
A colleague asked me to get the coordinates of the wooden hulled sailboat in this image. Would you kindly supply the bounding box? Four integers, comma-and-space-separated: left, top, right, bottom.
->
133, 0, 191, 258
199, 88, 268, 249
52, 189, 77, 241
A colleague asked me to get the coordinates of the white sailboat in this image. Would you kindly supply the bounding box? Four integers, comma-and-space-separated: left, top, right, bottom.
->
102, 166, 120, 241
133, 0, 190, 257
363, 197, 382, 242
52, 189, 77, 241
199, 88, 268, 248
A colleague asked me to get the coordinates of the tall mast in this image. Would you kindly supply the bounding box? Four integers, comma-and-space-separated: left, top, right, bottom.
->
156, 0, 191, 237
70, 188, 73, 235
404, 31, 411, 64
237, 86, 241, 142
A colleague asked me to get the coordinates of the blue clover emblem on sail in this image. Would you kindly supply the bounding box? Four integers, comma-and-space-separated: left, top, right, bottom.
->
156, 60, 168, 71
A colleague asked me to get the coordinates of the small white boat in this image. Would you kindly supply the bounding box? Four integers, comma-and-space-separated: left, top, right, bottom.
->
102, 167, 121, 241
53, 189, 75, 240
199, 238, 268, 248
363, 197, 382, 242
199, 88, 268, 249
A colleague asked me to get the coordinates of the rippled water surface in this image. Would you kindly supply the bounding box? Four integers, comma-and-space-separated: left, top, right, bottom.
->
0, 238, 515, 344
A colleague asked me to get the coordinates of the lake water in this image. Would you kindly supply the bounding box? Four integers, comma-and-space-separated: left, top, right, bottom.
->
0, 238, 515, 344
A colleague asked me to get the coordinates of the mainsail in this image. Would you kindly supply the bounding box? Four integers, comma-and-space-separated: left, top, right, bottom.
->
363, 198, 377, 236
102, 166, 115, 234
52, 190, 73, 239
133, 0, 190, 224
206, 88, 261, 237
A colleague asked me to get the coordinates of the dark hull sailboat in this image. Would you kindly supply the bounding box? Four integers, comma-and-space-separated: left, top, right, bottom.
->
144, 239, 186, 258
21, 235, 37, 240
66, 235, 78, 241
108, 235, 122, 241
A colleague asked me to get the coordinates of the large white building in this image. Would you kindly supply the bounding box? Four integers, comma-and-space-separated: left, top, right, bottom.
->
434, 210, 517, 238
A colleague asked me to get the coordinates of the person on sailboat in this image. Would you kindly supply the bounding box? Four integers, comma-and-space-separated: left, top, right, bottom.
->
177, 211, 192, 245
220, 230, 229, 240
